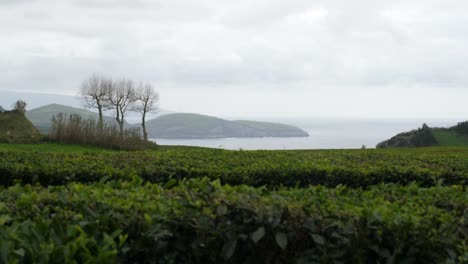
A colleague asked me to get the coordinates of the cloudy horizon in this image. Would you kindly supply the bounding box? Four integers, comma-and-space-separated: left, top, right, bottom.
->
1, 0, 468, 119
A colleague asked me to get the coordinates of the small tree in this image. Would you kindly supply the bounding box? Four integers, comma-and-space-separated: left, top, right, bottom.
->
134, 82, 159, 141
12, 100, 27, 115
79, 74, 111, 129
108, 79, 136, 135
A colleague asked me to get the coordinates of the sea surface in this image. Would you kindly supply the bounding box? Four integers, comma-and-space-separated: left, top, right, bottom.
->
152, 118, 460, 150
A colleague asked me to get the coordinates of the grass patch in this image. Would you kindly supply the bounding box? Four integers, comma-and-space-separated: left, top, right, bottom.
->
433, 130, 468, 146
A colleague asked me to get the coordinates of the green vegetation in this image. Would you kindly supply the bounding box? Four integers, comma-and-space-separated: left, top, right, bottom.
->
0, 144, 467, 262
234, 120, 309, 137
433, 130, 468, 146
378, 121, 468, 148
25, 104, 309, 139
26, 104, 123, 134
0, 143, 117, 153
0, 179, 466, 263
1, 145, 467, 187
0, 111, 42, 143
146, 113, 309, 139
48, 113, 156, 151
12, 102, 309, 150
377, 124, 437, 148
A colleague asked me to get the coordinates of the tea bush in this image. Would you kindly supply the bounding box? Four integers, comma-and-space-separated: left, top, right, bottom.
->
0, 147, 466, 187
0, 180, 466, 263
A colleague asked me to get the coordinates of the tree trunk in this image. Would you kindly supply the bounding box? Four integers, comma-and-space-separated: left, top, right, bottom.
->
115, 108, 121, 134
97, 102, 103, 130
119, 108, 124, 136
119, 121, 124, 137
142, 111, 148, 141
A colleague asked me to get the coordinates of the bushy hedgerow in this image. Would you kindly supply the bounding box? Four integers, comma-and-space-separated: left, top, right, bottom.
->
0, 180, 466, 263
0, 147, 466, 187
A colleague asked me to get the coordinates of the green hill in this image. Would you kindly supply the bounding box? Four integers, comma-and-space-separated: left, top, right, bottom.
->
432, 130, 468, 146
26, 104, 122, 134
233, 120, 309, 137
146, 113, 309, 139
377, 121, 468, 148
0, 111, 41, 143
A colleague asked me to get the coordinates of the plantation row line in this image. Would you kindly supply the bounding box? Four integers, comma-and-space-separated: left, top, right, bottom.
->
0, 148, 467, 187
0, 179, 466, 263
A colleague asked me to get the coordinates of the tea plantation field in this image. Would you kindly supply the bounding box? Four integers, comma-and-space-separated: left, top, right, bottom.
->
0, 143, 467, 263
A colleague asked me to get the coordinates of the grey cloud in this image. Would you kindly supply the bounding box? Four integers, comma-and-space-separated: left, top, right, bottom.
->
1, 0, 468, 117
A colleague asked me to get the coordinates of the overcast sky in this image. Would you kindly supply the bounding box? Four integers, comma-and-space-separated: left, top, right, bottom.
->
1, 0, 467, 118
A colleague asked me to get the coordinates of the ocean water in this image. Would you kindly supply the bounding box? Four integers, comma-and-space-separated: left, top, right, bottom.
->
152, 118, 460, 150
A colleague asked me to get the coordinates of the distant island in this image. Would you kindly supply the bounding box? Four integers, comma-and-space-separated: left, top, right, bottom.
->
146, 113, 309, 139
25, 104, 309, 139
377, 122, 468, 148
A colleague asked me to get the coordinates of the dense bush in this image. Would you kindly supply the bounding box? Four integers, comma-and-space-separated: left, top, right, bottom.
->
452, 121, 468, 135
0, 180, 466, 263
0, 147, 466, 187
377, 123, 438, 148
48, 113, 156, 150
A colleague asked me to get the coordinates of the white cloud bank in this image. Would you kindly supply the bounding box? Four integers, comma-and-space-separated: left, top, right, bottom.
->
1, 0, 467, 118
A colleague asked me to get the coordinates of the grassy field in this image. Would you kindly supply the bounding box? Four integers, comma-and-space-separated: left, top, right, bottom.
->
433, 130, 468, 146
0, 143, 467, 263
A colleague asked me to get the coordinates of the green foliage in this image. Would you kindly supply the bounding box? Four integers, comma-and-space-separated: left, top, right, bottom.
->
0, 147, 466, 187
11, 100, 27, 115
146, 113, 308, 139
48, 113, 156, 151
378, 121, 468, 148
433, 130, 468, 147
451, 121, 468, 135
377, 123, 437, 148
0, 143, 117, 153
0, 145, 467, 262
0, 111, 42, 144
0, 180, 466, 263
26, 104, 124, 134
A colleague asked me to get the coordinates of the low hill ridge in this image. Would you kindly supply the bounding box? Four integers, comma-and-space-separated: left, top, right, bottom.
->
26, 104, 122, 133
146, 113, 309, 139
26, 105, 309, 139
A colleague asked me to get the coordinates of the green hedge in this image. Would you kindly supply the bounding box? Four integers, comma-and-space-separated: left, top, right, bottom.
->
0, 180, 466, 263
0, 147, 467, 187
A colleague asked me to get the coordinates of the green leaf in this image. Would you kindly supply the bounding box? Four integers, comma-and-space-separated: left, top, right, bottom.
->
144, 214, 152, 224
164, 179, 177, 188
14, 248, 25, 257
216, 205, 228, 216
311, 234, 325, 245
222, 239, 237, 260
275, 232, 288, 250
0, 215, 12, 227
250, 227, 265, 244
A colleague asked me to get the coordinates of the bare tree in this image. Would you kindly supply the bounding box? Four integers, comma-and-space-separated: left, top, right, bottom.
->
108, 79, 136, 135
79, 74, 110, 129
12, 100, 27, 114
134, 82, 159, 141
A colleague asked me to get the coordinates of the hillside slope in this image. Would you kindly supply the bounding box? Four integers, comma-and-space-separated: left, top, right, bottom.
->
377, 121, 468, 148
26, 104, 122, 133
234, 120, 309, 137
146, 113, 309, 139
0, 111, 41, 143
